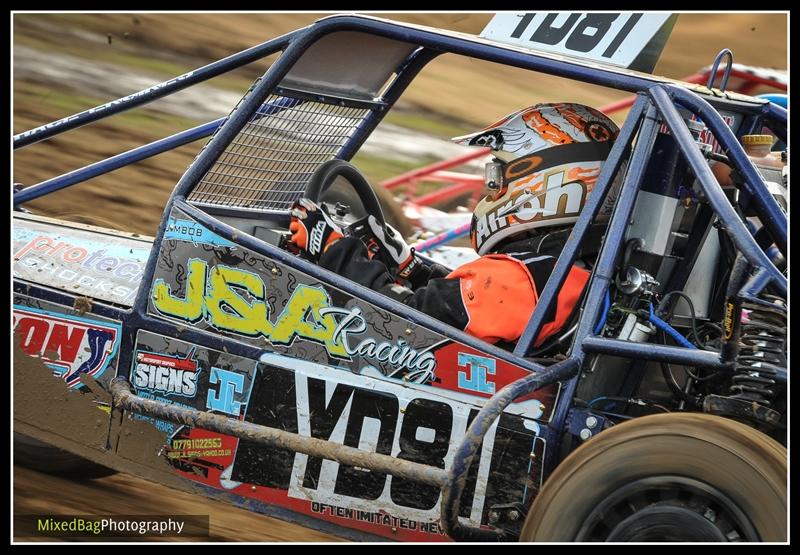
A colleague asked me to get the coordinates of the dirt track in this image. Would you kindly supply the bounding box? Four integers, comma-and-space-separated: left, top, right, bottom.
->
14, 465, 343, 542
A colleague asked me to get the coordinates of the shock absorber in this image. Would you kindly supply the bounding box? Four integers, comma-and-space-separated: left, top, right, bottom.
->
729, 295, 786, 407
704, 277, 786, 431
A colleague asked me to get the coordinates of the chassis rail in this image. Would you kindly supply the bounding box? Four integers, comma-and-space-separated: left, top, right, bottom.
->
110, 378, 448, 488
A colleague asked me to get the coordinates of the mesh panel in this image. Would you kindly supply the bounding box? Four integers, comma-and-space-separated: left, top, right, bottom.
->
188, 94, 371, 211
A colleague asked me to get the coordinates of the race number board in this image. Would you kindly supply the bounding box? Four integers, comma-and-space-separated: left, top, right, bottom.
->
480, 13, 678, 73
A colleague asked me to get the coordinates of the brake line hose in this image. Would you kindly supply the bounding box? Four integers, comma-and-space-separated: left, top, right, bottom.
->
648, 303, 697, 349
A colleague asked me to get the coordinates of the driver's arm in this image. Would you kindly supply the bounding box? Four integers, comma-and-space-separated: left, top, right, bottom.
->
288, 198, 473, 338
320, 237, 469, 331
319, 237, 401, 291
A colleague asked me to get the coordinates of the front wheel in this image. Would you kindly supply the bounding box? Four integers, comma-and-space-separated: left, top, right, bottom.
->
520, 413, 786, 542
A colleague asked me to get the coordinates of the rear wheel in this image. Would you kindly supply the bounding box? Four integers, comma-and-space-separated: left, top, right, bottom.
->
14, 433, 116, 479
520, 413, 786, 542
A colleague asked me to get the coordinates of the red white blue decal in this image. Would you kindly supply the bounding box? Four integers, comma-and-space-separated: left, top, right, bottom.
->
134, 348, 201, 398
13, 305, 122, 387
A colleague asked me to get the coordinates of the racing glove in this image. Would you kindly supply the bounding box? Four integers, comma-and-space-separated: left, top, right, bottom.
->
289, 198, 344, 262
366, 215, 427, 287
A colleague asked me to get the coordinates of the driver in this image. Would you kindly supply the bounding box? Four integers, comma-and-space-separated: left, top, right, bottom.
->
289, 103, 620, 349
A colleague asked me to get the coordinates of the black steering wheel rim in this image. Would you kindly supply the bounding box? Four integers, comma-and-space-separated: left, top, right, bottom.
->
305, 159, 385, 226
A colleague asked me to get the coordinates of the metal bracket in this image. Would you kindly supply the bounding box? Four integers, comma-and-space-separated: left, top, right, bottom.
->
707, 49, 734, 92
567, 408, 608, 441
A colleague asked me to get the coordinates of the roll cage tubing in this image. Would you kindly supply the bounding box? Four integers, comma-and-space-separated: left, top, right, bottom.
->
14, 15, 787, 542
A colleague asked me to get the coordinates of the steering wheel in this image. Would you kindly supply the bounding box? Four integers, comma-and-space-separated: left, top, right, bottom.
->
304, 159, 385, 228
281, 159, 391, 262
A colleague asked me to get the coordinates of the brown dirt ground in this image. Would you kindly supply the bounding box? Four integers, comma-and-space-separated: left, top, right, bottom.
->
12, 12, 788, 543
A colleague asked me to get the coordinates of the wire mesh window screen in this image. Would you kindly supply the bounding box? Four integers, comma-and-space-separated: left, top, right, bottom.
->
187, 93, 371, 211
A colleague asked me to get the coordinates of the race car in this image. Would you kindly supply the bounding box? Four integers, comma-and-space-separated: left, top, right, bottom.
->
13, 13, 787, 542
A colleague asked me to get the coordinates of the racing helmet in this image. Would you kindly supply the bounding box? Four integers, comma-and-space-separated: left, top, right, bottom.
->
452, 103, 620, 255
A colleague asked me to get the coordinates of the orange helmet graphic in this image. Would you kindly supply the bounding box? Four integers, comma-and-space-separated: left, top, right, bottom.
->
452, 103, 620, 255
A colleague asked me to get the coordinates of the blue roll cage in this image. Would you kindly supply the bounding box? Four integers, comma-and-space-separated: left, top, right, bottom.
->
13, 15, 787, 541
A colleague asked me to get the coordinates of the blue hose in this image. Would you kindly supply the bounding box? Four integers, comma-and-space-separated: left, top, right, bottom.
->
594, 290, 611, 335
588, 396, 608, 407
648, 303, 697, 349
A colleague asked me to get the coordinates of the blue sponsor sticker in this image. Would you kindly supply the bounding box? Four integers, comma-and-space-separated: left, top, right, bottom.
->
206, 367, 246, 416
164, 218, 237, 249
457, 352, 497, 394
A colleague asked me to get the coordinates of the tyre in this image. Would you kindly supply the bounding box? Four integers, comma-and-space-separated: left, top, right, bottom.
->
520, 413, 786, 542
14, 433, 117, 479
